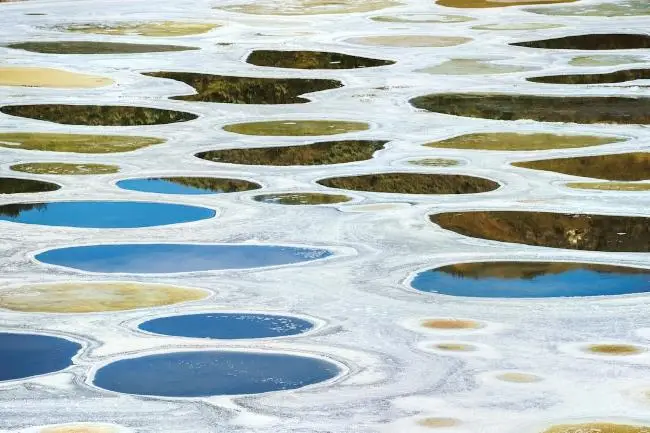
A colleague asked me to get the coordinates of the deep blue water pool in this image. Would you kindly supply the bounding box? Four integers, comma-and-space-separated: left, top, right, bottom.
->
138, 313, 313, 339
0, 332, 81, 381
0, 201, 215, 228
35, 243, 332, 273
411, 261, 650, 298
93, 350, 340, 397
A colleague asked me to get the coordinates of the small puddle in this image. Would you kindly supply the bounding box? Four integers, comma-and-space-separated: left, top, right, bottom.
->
62, 21, 218, 37
0, 332, 80, 381
197, 140, 387, 165
473, 22, 564, 30
418, 59, 534, 75
426, 132, 620, 151
421, 319, 482, 329
38, 424, 120, 433
496, 372, 542, 383
0, 177, 60, 194
0, 201, 215, 228
515, 152, 650, 181
528, 0, 650, 16
254, 192, 352, 205
7, 41, 197, 54
432, 342, 477, 352
409, 158, 461, 167
246, 50, 394, 69
11, 162, 119, 175
371, 14, 473, 23
0, 133, 164, 153
543, 423, 650, 433
345, 35, 471, 47
436, 0, 574, 7
431, 211, 650, 252
219, 0, 401, 15
0, 67, 112, 88
529, 68, 650, 85
139, 313, 313, 339
223, 120, 369, 136
92, 350, 340, 396
567, 182, 650, 192
417, 417, 461, 428
1, 105, 197, 126
410, 93, 650, 124
412, 261, 650, 297
144, 72, 342, 104
36, 244, 332, 273
117, 177, 261, 195
0, 282, 208, 313
512, 34, 650, 50
318, 173, 499, 194
585, 344, 644, 356
569, 55, 645, 67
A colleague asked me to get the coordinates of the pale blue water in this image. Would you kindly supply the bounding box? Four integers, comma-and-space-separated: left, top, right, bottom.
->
0, 333, 81, 381
93, 351, 340, 397
36, 243, 332, 273
0, 201, 215, 228
411, 262, 650, 298
139, 313, 313, 339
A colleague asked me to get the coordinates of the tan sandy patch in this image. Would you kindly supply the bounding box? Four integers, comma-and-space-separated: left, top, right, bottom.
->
496, 372, 543, 383
346, 35, 471, 47
421, 319, 482, 330
0, 282, 208, 313
0, 67, 112, 88
417, 417, 461, 428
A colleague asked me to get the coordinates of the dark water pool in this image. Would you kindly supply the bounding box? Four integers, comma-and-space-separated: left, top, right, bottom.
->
412, 261, 650, 298
93, 350, 340, 397
138, 313, 313, 339
0, 332, 81, 381
36, 244, 332, 273
117, 177, 261, 195
0, 201, 215, 228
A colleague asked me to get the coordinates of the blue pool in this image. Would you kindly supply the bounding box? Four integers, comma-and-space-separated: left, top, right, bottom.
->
0, 201, 215, 228
411, 261, 650, 298
0, 333, 81, 381
36, 244, 332, 273
117, 177, 261, 195
93, 350, 340, 397
139, 313, 314, 339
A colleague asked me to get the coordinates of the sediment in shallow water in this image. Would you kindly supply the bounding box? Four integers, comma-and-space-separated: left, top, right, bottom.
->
10, 162, 119, 175
219, 0, 401, 15
512, 34, 650, 50
345, 35, 471, 47
144, 72, 342, 104
197, 140, 387, 165
63, 21, 218, 37
7, 41, 197, 54
432, 211, 650, 252
246, 50, 394, 69
0, 105, 197, 126
514, 152, 650, 181
254, 193, 352, 205
425, 133, 620, 151
436, 0, 575, 7
566, 182, 650, 191
585, 344, 644, 355
410, 93, 650, 124
0, 67, 112, 88
421, 319, 482, 330
0, 282, 208, 313
223, 120, 369, 136
0, 133, 163, 153
418, 59, 533, 75
528, 0, 650, 16
528, 68, 650, 84
409, 158, 460, 167
569, 55, 645, 67
318, 173, 499, 194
